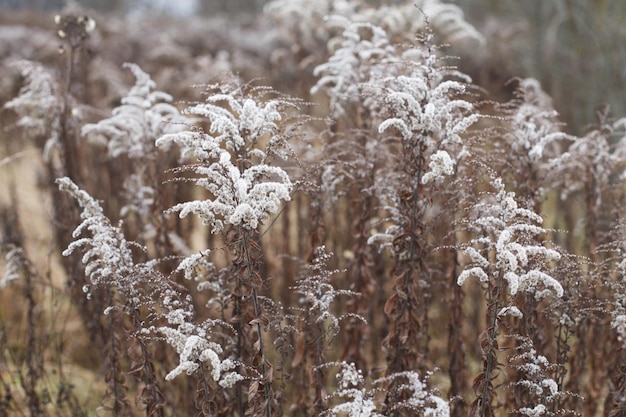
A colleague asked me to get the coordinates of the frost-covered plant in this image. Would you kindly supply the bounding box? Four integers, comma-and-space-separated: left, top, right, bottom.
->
167, 151, 291, 234
361, 27, 478, 381
535, 111, 626, 414
456, 175, 562, 301
1, 245, 25, 288
56, 177, 171, 415
263, 0, 356, 67
323, 362, 382, 417
158, 78, 296, 161
382, 371, 450, 417
495, 78, 572, 208
156, 77, 295, 235
3, 60, 63, 161
264, 0, 484, 72
547, 110, 626, 252
311, 19, 396, 119
346, 0, 484, 47
374, 53, 477, 182
309, 18, 398, 373
80, 63, 188, 241
614, 313, 626, 346
289, 247, 364, 414
580, 221, 626, 341
456, 173, 562, 417
57, 176, 250, 414
504, 78, 567, 163
588, 222, 626, 416
81, 63, 187, 159
506, 337, 571, 417
291, 246, 361, 339
311, 19, 397, 367
367, 30, 479, 251
119, 173, 155, 221
57, 177, 142, 298
155, 298, 242, 388
157, 76, 302, 417
322, 362, 449, 417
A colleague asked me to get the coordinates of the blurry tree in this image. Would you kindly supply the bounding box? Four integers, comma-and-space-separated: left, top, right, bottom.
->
75, 0, 127, 12
0, 0, 63, 10
451, 0, 626, 134
197, 0, 269, 16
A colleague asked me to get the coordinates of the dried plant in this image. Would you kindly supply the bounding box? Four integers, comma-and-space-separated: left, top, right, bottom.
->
457, 172, 563, 417
156, 76, 303, 417
3, 3, 626, 417
365, 26, 478, 384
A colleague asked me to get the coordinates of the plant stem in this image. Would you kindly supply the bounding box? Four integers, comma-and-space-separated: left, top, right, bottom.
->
242, 230, 272, 417
481, 272, 503, 417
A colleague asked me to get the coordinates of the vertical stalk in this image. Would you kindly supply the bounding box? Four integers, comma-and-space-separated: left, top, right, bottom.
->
130, 306, 164, 417
105, 293, 129, 417
553, 320, 570, 414
23, 260, 43, 417
448, 254, 467, 417
242, 230, 272, 417
199, 363, 213, 417
234, 293, 244, 417
480, 270, 504, 417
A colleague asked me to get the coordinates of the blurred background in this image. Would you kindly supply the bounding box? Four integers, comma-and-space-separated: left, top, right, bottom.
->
0, 0, 624, 134
452, 0, 626, 135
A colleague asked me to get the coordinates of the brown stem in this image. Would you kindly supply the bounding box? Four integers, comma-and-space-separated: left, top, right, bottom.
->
242, 230, 272, 417
480, 272, 503, 417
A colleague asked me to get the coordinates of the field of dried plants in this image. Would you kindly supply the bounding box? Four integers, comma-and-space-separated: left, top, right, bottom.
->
1, 1, 626, 416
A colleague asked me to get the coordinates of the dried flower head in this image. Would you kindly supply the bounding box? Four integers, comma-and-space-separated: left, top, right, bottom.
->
55, 14, 96, 48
